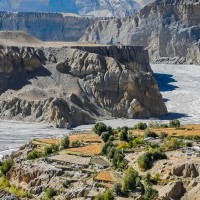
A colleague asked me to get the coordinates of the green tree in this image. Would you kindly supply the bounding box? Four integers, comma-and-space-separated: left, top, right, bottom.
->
143, 185, 158, 200
137, 152, 151, 171
119, 129, 128, 141
134, 122, 148, 130
123, 167, 139, 191
113, 183, 122, 196
61, 136, 70, 149
169, 119, 181, 128
0, 159, 14, 175
27, 150, 40, 160
144, 129, 158, 138
93, 122, 108, 136
103, 190, 114, 200
101, 132, 110, 143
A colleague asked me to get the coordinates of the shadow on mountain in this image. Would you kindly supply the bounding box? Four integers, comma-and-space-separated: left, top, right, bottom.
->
154, 73, 179, 92
158, 112, 190, 120
0, 66, 52, 94
163, 98, 169, 103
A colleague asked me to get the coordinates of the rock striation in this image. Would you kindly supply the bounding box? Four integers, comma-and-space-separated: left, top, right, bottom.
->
0, 32, 167, 128
0, 12, 93, 41
81, 0, 200, 64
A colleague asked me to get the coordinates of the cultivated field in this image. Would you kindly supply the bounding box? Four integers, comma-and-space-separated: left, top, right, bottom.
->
95, 171, 116, 183
65, 143, 103, 156
131, 124, 200, 136
69, 133, 102, 143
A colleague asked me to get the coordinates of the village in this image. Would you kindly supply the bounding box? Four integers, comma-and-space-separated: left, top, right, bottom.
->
0, 121, 200, 199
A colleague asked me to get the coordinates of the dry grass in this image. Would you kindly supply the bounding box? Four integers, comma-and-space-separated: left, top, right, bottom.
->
131, 124, 200, 136
34, 138, 61, 145
95, 171, 116, 183
65, 143, 103, 156
69, 133, 102, 143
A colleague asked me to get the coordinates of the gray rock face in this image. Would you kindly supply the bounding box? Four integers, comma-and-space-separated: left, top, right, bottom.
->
81, 0, 200, 64
0, 0, 141, 18
0, 190, 19, 200
158, 181, 185, 200
0, 36, 167, 128
0, 12, 93, 41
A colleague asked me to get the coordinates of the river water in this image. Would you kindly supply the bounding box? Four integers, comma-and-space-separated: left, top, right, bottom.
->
0, 64, 199, 159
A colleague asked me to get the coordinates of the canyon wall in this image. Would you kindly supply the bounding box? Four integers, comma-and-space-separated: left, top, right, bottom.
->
0, 12, 93, 41
81, 0, 200, 64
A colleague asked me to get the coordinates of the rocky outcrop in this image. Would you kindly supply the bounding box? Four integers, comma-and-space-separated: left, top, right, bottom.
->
0, 34, 167, 127
172, 162, 200, 178
81, 0, 200, 64
0, 12, 93, 41
158, 181, 186, 200
0, 190, 19, 200
7, 160, 63, 195
181, 184, 200, 200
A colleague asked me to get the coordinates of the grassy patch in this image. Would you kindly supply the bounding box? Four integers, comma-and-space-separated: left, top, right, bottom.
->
0, 177, 32, 198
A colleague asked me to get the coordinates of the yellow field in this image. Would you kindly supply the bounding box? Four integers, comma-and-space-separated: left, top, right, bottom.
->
131, 124, 200, 136
34, 138, 61, 145
95, 171, 116, 182
65, 143, 103, 156
69, 133, 102, 143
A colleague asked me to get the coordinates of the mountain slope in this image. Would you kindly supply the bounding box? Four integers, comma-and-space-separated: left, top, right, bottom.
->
81, 0, 200, 64
0, 0, 147, 18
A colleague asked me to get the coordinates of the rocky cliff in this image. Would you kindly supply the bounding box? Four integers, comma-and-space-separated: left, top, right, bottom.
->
0, 0, 141, 18
81, 0, 200, 64
0, 12, 93, 41
0, 32, 167, 128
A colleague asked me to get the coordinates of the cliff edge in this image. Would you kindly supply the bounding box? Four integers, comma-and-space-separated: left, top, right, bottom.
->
0, 32, 167, 128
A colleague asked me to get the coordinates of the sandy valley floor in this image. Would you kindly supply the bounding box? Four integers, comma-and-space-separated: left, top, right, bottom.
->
0, 63, 199, 158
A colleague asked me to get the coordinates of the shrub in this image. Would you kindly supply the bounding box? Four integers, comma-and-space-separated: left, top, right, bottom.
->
102, 141, 114, 155
93, 122, 108, 136
44, 188, 57, 198
0, 160, 14, 175
169, 119, 181, 128
144, 129, 158, 138
113, 183, 122, 196
149, 122, 168, 128
94, 190, 114, 200
185, 141, 192, 147
62, 179, 73, 188
103, 190, 114, 200
162, 137, 183, 150
109, 135, 114, 141
61, 136, 70, 149
44, 144, 59, 156
119, 128, 128, 141
123, 167, 140, 191
138, 152, 151, 171
27, 150, 41, 160
112, 149, 127, 169
160, 132, 168, 139
143, 185, 158, 200
71, 140, 81, 148
134, 122, 148, 130
131, 136, 145, 147
108, 147, 117, 159
138, 150, 167, 171
151, 173, 161, 185
101, 132, 110, 143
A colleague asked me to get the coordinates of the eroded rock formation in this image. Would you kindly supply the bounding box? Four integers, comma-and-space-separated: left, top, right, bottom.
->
81, 0, 200, 64
0, 32, 167, 128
